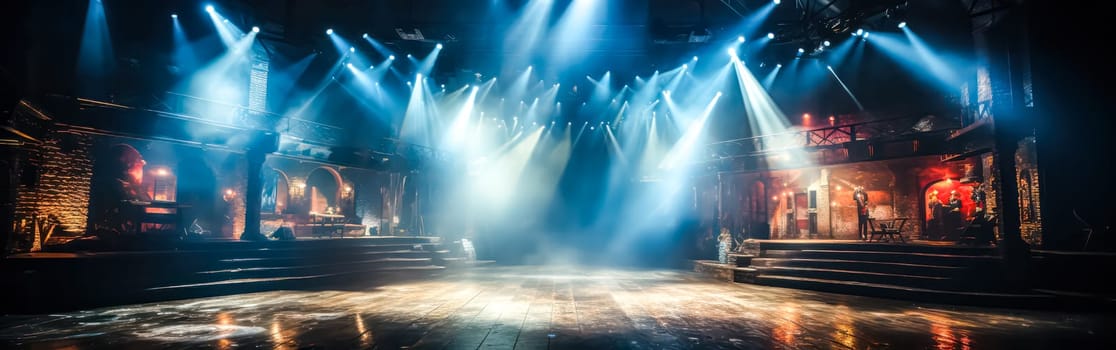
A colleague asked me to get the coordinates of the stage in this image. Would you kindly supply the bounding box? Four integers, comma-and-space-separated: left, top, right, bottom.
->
0, 265, 1111, 349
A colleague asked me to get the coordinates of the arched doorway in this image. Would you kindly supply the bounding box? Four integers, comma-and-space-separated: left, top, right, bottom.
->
306, 167, 341, 214
261, 168, 290, 215
923, 179, 975, 240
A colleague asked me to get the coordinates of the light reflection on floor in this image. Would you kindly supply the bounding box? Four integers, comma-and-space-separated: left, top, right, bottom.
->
0, 266, 1111, 349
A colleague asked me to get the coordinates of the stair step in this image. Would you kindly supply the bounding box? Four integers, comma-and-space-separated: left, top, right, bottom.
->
754, 266, 959, 291
749, 258, 967, 277
757, 241, 996, 255
763, 249, 1001, 267
754, 275, 1055, 309
148, 265, 445, 292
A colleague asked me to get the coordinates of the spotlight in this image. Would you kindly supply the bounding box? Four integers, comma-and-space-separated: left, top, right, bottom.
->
349, 47, 355, 53
798, 48, 805, 53
898, 21, 907, 28
406, 54, 412, 58
205, 5, 214, 13
362, 33, 369, 39
727, 47, 737, 56
681, 64, 688, 69
862, 31, 870, 39
692, 55, 699, 61
171, 13, 178, 19
252, 26, 260, 33
855, 28, 863, 36
776, 63, 782, 68
347, 63, 354, 68
737, 35, 746, 43
388, 55, 395, 60
436, 43, 443, 49
823, 40, 830, 47
773, 0, 781, 4
767, 32, 775, 39
326, 28, 334, 35
826, 65, 832, 69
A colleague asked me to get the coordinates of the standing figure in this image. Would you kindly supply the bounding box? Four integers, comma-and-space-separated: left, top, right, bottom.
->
853, 186, 869, 241
927, 190, 944, 239
945, 190, 964, 239
971, 183, 987, 216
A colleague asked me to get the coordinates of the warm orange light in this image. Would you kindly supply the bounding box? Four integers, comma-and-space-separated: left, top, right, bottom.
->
344, 186, 353, 193
836, 185, 843, 190
155, 168, 169, 176
225, 189, 235, 196
803, 113, 811, 119
772, 196, 778, 201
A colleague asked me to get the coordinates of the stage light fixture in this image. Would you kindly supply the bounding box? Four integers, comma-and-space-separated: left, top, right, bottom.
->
349, 47, 355, 53
776, 63, 782, 68
326, 28, 334, 35
252, 26, 260, 33
692, 55, 699, 61
205, 5, 214, 13
898, 21, 907, 28
436, 43, 443, 49
728, 47, 737, 56
389, 55, 395, 60
737, 35, 746, 43
823, 40, 831, 47
773, 0, 781, 4
767, 32, 775, 39
347, 63, 353, 68
855, 28, 864, 36
407, 54, 413, 58
798, 48, 805, 53
862, 31, 870, 39
171, 14, 178, 19
362, 33, 369, 38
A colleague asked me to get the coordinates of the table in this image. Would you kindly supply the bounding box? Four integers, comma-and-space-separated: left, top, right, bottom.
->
868, 217, 911, 243
309, 213, 346, 238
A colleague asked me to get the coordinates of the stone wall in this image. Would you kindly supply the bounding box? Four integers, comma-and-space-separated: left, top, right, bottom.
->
15, 130, 93, 236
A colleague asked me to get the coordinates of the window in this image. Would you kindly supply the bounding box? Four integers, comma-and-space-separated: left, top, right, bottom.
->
145, 167, 176, 202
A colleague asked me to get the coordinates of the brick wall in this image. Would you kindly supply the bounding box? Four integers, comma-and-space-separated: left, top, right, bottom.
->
15, 130, 94, 236
1016, 137, 1042, 246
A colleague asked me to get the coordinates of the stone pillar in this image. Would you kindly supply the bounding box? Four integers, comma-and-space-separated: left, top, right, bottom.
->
241, 132, 277, 240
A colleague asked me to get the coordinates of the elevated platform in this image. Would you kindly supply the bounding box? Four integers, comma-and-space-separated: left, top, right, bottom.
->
1, 236, 469, 314
693, 240, 1104, 309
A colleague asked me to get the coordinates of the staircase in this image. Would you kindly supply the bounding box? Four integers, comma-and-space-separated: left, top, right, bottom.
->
2, 237, 467, 314
704, 241, 1059, 308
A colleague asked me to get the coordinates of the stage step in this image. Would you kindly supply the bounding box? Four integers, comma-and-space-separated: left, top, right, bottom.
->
756, 241, 994, 255
762, 249, 1001, 267
754, 275, 1058, 309
749, 258, 966, 278
753, 266, 960, 291
721, 240, 1046, 307
2, 237, 466, 314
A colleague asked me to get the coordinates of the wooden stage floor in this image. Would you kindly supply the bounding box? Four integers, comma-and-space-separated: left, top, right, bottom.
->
0, 265, 1111, 349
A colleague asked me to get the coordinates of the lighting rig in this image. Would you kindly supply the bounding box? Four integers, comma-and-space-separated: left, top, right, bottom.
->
766, 0, 909, 57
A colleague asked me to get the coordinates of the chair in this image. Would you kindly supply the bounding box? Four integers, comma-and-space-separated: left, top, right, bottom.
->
869, 219, 907, 243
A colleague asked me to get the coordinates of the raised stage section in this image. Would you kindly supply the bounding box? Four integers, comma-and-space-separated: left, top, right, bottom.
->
1, 237, 472, 314
695, 240, 1075, 309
